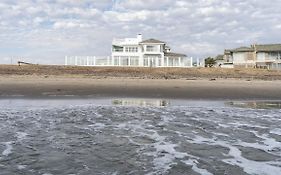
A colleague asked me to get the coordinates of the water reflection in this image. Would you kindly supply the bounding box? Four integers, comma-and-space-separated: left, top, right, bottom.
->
112, 99, 169, 107
226, 101, 281, 109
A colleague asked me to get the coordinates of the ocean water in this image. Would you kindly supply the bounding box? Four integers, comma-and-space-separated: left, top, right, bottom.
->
0, 99, 281, 175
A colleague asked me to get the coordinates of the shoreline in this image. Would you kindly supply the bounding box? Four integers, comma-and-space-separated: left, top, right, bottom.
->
1, 75, 281, 100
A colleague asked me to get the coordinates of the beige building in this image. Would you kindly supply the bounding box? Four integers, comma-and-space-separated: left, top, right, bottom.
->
224, 44, 281, 69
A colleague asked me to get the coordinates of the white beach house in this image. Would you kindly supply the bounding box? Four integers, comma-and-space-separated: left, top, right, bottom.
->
112, 34, 192, 67
65, 34, 192, 67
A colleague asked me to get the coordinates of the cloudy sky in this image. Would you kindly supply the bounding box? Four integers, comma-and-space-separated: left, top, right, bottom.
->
1, 0, 281, 64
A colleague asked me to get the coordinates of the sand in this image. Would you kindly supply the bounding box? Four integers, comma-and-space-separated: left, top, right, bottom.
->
0, 65, 281, 100
1, 65, 281, 80
1, 75, 281, 100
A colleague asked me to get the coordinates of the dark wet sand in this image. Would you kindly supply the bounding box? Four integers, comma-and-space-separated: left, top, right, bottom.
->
1, 76, 281, 100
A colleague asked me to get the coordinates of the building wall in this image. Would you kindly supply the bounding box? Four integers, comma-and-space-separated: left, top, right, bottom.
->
257, 52, 265, 61
233, 52, 256, 68
233, 52, 246, 63
223, 54, 233, 63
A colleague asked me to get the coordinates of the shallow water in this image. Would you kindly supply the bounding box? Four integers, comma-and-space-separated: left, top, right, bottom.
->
0, 99, 281, 175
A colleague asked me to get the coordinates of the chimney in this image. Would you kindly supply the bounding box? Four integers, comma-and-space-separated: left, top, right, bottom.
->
137, 34, 142, 42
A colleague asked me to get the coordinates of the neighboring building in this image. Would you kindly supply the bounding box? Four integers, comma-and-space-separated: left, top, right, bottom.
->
65, 34, 192, 67
255, 44, 281, 69
224, 44, 281, 69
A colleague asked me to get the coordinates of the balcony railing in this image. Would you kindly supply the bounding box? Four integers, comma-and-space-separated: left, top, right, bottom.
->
112, 38, 139, 46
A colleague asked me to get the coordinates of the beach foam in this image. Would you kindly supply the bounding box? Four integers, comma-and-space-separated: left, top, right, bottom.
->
0, 100, 281, 174
2, 142, 13, 156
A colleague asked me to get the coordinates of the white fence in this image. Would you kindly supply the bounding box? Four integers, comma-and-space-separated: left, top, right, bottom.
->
65, 56, 111, 66
65, 56, 193, 67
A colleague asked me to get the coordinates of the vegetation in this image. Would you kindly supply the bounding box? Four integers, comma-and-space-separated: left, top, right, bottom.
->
0, 65, 281, 80
204, 57, 216, 67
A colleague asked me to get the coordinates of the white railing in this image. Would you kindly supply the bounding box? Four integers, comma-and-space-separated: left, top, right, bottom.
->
112, 38, 139, 46
163, 57, 193, 67
65, 56, 193, 67
65, 56, 112, 66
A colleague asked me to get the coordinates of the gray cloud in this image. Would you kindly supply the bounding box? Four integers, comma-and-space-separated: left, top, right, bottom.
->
0, 0, 281, 64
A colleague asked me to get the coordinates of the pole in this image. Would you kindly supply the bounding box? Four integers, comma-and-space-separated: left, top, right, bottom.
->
65, 56, 68, 65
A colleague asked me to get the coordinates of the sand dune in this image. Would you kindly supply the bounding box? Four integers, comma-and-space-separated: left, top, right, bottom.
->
0, 65, 281, 80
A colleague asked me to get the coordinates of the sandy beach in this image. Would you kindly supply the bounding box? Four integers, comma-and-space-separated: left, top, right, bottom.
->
1, 75, 281, 100
0, 65, 281, 100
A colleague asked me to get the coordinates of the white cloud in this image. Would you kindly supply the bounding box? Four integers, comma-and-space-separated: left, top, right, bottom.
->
1, 0, 281, 64
53, 21, 93, 29
114, 0, 172, 10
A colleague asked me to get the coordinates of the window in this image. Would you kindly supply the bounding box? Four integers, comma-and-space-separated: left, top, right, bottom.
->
130, 56, 139, 66
144, 57, 149, 66
125, 47, 138, 52
164, 57, 168, 66
158, 57, 162, 66
114, 56, 119, 66
268, 52, 278, 60
113, 46, 123, 52
120, 56, 129, 66
267, 52, 281, 60
146, 46, 155, 52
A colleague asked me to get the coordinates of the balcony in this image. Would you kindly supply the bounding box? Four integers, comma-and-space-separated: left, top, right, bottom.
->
113, 48, 124, 52
112, 38, 139, 46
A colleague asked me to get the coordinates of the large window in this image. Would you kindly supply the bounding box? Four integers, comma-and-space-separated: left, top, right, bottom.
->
125, 47, 138, 52
130, 56, 139, 66
120, 56, 129, 66
113, 46, 123, 52
114, 56, 119, 66
268, 52, 281, 60
146, 46, 156, 52
144, 57, 149, 66
158, 57, 162, 66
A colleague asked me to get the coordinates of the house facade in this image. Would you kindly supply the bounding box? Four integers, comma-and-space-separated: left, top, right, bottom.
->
224, 44, 281, 69
111, 34, 192, 67
65, 34, 192, 67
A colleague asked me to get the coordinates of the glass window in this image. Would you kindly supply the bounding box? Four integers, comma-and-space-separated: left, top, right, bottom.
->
164, 57, 168, 66
125, 47, 138, 52
158, 57, 162, 66
278, 52, 281, 60
168, 58, 173, 66
130, 56, 139, 66
120, 56, 129, 66
144, 57, 149, 66
114, 56, 119, 66
146, 46, 155, 52
268, 52, 278, 60
113, 46, 123, 52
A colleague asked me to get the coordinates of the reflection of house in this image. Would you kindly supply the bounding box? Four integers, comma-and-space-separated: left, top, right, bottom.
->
112, 34, 192, 67
112, 99, 169, 107
65, 34, 192, 67
224, 44, 281, 69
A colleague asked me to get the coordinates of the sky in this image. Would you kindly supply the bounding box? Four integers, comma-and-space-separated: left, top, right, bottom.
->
0, 0, 281, 65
